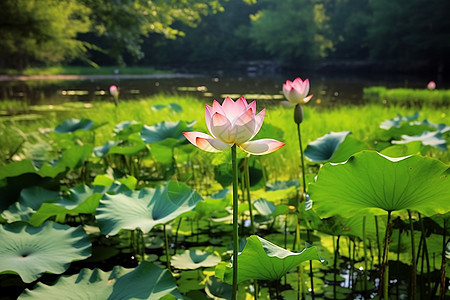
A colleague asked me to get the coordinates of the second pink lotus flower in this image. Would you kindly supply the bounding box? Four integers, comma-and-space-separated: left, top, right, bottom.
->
184, 97, 285, 155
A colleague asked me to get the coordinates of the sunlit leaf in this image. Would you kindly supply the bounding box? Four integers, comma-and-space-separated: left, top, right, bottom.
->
19, 261, 180, 299
253, 198, 288, 217
392, 131, 447, 151
0, 221, 91, 283
54, 118, 94, 133
171, 250, 221, 269
141, 120, 196, 147
309, 151, 450, 218
216, 235, 324, 284
304, 131, 366, 163
96, 181, 203, 235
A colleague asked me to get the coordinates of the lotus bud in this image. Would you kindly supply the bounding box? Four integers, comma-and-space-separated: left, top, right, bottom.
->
294, 104, 304, 124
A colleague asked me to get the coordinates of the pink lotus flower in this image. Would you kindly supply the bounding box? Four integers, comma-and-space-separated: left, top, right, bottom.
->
427, 81, 436, 90
282, 77, 313, 106
183, 97, 285, 155
109, 85, 119, 99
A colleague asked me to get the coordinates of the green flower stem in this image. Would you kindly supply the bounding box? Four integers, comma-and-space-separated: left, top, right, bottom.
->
163, 224, 172, 273
362, 216, 368, 291
231, 144, 239, 300
296, 121, 313, 298
379, 210, 393, 299
408, 210, 416, 300
439, 219, 447, 300
244, 156, 255, 233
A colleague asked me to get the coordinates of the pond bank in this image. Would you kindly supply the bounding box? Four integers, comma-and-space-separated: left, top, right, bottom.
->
0, 73, 204, 82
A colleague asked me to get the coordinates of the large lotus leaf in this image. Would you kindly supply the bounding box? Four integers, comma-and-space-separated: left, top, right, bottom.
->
380, 141, 428, 157
54, 118, 94, 133
411, 119, 450, 133
195, 195, 231, 219
0, 145, 93, 180
0, 221, 91, 283
216, 235, 323, 284
141, 120, 196, 147
253, 198, 288, 217
171, 250, 221, 269
151, 103, 183, 113
96, 181, 203, 235
266, 179, 299, 191
304, 131, 366, 163
380, 113, 420, 129
29, 184, 130, 226
392, 131, 447, 151
309, 151, 450, 218
113, 120, 143, 139
1, 186, 60, 222
19, 261, 180, 299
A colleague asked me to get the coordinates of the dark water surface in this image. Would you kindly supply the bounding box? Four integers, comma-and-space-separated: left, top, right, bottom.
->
0, 69, 443, 107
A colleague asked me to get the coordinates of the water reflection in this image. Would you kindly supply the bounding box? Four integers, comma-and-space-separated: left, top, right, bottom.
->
0, 71, 440, 107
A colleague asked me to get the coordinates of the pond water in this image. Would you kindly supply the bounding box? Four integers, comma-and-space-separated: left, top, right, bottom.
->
0, 69, 443, 107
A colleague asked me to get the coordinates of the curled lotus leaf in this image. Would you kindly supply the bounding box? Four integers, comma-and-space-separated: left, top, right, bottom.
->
392, 131, 447, 151
216, 235, 323, 284
309, 151, 450, 218
96, 181, 203, 235
304, 131, 366, 163
19, 261, 180, 299
171, 250, 221, 269
0, 221, 91, 283
54, 118, 94, 133
140, 120, 196, 147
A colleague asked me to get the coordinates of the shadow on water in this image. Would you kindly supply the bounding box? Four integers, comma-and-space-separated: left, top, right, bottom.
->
0, 68, 444, 107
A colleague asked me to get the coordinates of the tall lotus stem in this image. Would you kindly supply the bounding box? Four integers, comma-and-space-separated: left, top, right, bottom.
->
232, 145, 239, 300
362, 216, 368, 292
243, 155, 255, 233
439, 218, 447, 300
379, 211, 393, 299
163, 224, 172, 273
408, 210, 416, 300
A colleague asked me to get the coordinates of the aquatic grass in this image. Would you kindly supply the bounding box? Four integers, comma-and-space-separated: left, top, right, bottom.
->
1, 96, 449, 174
363, 86, 450, 106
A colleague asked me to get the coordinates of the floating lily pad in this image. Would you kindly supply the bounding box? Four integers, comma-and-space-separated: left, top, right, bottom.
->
29, 183, 130, 226
19, 261, 180, 299
96, 181, 203, 235
309, 151, 450, 218
0, 221, 91, 283
304, 131, 366, 163
253, 198, 288, 217
216, 235, 324, 284
392, 131, 447, 151
171, 250, 221, 269
0, 145, 93, 180
141, 120, 196, 147
54, 118, 94, 133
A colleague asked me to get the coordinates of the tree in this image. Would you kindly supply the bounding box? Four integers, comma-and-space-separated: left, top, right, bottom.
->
80, 0, 224, 65
246, 0, 333, 64
0, 0, 91, 69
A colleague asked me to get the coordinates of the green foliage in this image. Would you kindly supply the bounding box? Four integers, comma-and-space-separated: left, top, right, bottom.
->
0, 0, 91, 69
247, 0, 333, 62
0, 221, 91, 283
364, 87, 450, 106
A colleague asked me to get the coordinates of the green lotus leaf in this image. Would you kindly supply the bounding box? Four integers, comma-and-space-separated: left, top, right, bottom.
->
304, 131, 366, 163
0, 221, 91, 283
309, 151, 450, 218
216, 235, 324, 284
380, 113, 420, 130
392, 131, 447, 151
411, 119, 450, 133
96, 181, 203, 235
253, 198, 288, 217
204, 276, 232, 300
94, 141, 119, 157
380, 141, 428, 157
141, 120, 196, 147
266, 179, 299, 191
29, 184, 130, 226
113, 120, 143, 139
1, 186, 60, 222
171, 250, 221, 269
0, 145, 93, 180
54, 118, 94, 133
19, 261, 180, 299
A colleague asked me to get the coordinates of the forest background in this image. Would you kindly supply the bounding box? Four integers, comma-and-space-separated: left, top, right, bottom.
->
1, 0, 449, 77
